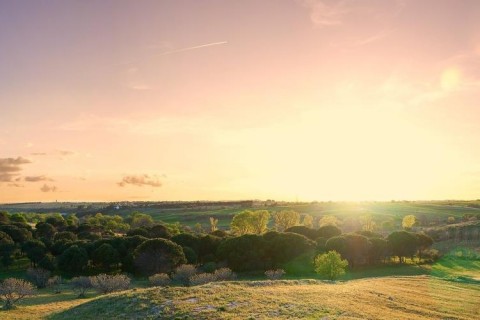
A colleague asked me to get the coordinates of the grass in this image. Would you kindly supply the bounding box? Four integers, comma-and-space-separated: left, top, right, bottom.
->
45, 276, 480, 320
1, 258, 478, 319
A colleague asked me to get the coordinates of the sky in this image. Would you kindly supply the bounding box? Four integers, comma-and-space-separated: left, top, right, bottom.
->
1, 0, 480, 202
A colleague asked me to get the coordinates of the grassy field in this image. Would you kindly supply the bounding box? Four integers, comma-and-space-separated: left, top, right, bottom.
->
44, 276, 480, 320
2, 200, 480, 228
2, 260, 479, 319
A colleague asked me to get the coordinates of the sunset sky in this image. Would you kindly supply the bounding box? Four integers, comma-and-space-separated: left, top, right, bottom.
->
1, 0, 480, 202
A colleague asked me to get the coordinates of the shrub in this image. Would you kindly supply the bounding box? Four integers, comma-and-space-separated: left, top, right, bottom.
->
0, 278, 36, 310
90, 274, 130, 294
26, 268, 51, 289
172, 264, 197, 286
70, 276, 92, 298
201, 262, 217, 273
189, 273, 216, 286
47, 276, 63, 294
423, 249, 441, 262
314, 251, 348, 280
148, 273, 171, 287
213, 268, 236, 281
265, 269, 286, 280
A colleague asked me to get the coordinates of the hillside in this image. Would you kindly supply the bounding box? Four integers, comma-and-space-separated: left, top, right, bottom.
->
47, 276, 480, 320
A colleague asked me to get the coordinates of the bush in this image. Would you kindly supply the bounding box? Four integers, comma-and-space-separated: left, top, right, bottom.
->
90, 274, 130, 294
0, 278, 36, 310
148, 273, 171, 287
26, 268, 51, 289
314, 251, 348, 280
213, 268, 236, 281
265, 269, 286, 280
70, 276, 92, 298
189, 273, 216, 286
423, 249, 441, 262
201, 262, 217, 273
171, 264, 197, 286
47, 276, 63, 294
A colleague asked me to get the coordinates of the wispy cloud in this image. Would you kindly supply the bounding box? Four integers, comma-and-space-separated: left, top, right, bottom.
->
24, 175, 54, 182
300, 0, 350, 26
0, 157, 31, 182
40, 184, 57, 192
117, 174, 163, 188
299, 0, 405, 28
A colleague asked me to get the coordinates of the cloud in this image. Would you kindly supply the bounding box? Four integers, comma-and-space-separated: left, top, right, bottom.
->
58, 150, 75, 156
299, 0, 405, 28
40, 184, 57, 192
0, 157, 31, 182
8, 183, 24, 188
300, 0, 350, 26
24, 175, 54, 182
117, 174, 163, 188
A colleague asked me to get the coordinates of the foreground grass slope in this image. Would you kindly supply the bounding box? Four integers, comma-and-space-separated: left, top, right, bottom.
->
48, 276, 479, 320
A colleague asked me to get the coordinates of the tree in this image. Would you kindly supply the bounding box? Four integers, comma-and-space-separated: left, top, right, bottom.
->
0, 278, 36, 310
209, 217, 218, 232
302, 214, 314, 228
319, 215, 340, 227
314, 251, 348, 280
0, 211, 10, 223
231, 210, 270, 235
22, 240, 47, 267
91, 243, 120, 271
133, 238, 186, 275
273, 210, 299, 232
387, 231, 418, 263
361, 214, 376, 232
70, 276, 92, 298
129, 213, 154, 229
318, 225, 342, 239
147, 224, 172, 239
58, 245, 89, 274
0, 231, 15, 267
368, 237, 388, 264
230, 211, 254, 235
402, 215, 416, 230
35, 222, 57, 241
415, 233, 434, 261
26, 268, 51, 289
285, 225, 319, 240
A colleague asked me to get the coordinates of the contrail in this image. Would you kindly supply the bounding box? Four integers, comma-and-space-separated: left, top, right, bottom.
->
159, 41, 228, 55
112, 41, 228, 68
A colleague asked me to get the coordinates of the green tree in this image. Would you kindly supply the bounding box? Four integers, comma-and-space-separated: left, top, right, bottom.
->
0, 231, 15, 267
58, 245, 89, 274
314, 251, 348, 280
273, 210, 299, 232
402, 215, 416, 230
231, 210, 270, 235
133, 238, 186, 275
92, 243, 120, 271
129, 212, 154, 229
22, 240, 47, 267
387, 231, 418, 263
